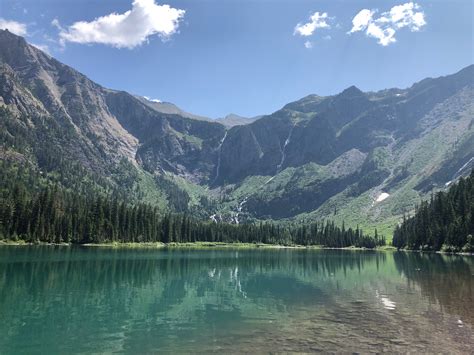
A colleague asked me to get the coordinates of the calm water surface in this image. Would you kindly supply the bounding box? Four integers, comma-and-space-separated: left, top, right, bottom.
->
0, 246, 472, 353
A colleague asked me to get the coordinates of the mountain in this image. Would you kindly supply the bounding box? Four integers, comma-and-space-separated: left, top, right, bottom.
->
0, 29, 226, 213
135, 96, 212, 122
212, 66, 473, 233
1, 29, 473, 234
137, 96, 260, 128
216, 113, 260, 127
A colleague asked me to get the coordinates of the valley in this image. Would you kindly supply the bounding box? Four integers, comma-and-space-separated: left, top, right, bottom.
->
0, 29, 473, 237
0, 1, 473, 353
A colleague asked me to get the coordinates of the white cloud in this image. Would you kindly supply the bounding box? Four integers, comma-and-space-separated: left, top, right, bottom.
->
349, 9, 374, 33
0, 18, 28, 36
384, 2, 426, 30
58, 0, 185, 49
294, 12, 330, 37
349, 2, 426, 46
304, 41, 313, 49
366, 23, 396, 46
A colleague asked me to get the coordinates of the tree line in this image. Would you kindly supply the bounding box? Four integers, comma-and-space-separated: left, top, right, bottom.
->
0, 161, 384, 248
393, 171, 474, 252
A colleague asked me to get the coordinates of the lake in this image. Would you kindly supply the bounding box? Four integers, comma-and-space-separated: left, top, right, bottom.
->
0, 246, 472, 353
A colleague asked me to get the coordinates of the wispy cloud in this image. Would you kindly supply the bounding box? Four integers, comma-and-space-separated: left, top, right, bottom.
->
294, 12, 330, 37
0, 18, 28, 36
57, 0, 185, 49
349, 2, 426, 46
304, 41, 313, 49
51, 18, 62, 31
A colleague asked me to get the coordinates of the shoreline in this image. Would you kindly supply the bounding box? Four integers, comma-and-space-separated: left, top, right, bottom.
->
0, 240, 396, 251
1, 240, 471, 255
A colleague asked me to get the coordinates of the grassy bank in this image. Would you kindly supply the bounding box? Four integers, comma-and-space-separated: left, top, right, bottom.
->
0, 240, 394, 250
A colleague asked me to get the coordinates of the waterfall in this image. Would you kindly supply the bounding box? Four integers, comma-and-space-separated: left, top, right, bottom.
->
277, 124, 295, 172
233, 197, 248, 224
212, 131, 228, 184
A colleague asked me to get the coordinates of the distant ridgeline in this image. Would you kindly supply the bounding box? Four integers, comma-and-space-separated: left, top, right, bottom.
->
393, 171, 474, 252
0, 160, 385, 248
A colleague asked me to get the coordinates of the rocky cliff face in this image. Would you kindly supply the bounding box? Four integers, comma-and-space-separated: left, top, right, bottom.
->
216, 66, 473, 185
0, 29, 225, 184
1, 29, 473, 232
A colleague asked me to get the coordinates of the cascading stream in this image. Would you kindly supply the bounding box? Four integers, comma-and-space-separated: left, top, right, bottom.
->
277, 124, 296, 173
234, 124, 296, 223
212, 131, 228, 184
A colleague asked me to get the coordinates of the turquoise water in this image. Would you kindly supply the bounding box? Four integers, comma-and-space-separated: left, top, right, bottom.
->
0, 246, 472, 353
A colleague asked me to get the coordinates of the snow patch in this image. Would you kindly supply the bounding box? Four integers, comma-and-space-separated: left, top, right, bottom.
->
265, 176, 275, 185
376, 192, 390, 202
453, 157, 474, 180
144, 96, 161, 103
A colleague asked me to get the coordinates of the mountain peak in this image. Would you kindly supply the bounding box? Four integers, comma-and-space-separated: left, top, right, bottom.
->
339, 85, 364, 98
0, 29, 23, 46
0, 28, 19, 37
0, 28, 48, 71
223, 113, 243, 120
0, 29, 28, 47
217, 113, 257, 127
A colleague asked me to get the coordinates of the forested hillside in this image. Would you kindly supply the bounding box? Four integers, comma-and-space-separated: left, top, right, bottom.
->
0, 160, 385, 248
393, 171, 474, 252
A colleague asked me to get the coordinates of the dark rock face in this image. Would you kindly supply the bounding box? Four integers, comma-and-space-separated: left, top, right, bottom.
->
104, 90, 225, 182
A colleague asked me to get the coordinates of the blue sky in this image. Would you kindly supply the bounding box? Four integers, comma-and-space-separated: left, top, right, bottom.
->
0, 0, 472, 118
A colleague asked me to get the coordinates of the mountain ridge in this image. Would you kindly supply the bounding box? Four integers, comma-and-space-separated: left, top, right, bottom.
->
1, 29, 472, 235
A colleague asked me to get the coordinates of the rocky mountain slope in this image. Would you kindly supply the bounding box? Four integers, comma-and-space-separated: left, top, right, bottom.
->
0, 29, 225, 211
215, 65, 473, 234
1, 29, 472, 234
